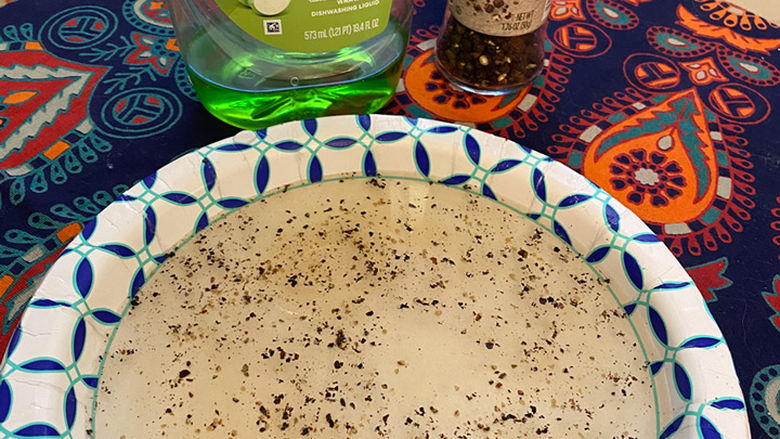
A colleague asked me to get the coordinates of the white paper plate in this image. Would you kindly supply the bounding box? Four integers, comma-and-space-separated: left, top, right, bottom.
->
0, 115, 749, 438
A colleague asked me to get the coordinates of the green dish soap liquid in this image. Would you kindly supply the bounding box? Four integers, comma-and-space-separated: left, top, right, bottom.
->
168, 0, 413, 129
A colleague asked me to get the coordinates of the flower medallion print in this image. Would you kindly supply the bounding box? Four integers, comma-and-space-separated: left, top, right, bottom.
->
0, 115, 750, 438
608, 149, 686, 208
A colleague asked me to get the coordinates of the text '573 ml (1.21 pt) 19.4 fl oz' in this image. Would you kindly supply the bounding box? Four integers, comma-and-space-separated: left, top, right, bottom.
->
435, 0, 550, 95
167, 0, 413, 129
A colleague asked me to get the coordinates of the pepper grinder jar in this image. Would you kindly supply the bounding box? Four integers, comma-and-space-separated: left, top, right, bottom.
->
435, 0, 550, 95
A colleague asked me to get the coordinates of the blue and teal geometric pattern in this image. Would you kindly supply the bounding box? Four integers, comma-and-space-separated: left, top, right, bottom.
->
0, 115, 749, 438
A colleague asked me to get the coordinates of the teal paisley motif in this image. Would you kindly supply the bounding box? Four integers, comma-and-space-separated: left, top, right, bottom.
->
594, 1, 630, 26
655, 32, 702, 53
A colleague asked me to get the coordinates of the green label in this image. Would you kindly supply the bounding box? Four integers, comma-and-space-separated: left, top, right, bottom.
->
216, 0, 392, 53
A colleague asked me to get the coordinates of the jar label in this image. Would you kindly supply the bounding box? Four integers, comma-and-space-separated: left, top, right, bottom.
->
215, 0, 392, 53
449, 0, 551, 36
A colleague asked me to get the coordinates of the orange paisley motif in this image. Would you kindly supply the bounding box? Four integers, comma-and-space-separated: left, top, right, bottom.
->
582, 88, 718, 224
676, 5, 780, 54
693, 0, 778, 31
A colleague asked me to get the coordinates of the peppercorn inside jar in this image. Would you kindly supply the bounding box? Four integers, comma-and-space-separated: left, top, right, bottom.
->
435, 0, 550, 95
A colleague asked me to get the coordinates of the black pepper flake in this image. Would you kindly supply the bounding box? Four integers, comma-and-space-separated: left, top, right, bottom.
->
178, 369, 190, 379
519, 249, 528, 258
334, 329, 347, 350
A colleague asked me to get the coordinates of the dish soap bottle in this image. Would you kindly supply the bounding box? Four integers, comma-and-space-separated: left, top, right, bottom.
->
168, 0, 413, 129
435, 0, 550, 95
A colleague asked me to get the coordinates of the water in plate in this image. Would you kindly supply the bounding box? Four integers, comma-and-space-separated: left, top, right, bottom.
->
94, 178, 654, 437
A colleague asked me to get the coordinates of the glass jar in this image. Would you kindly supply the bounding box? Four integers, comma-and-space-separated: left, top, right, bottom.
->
168, 0, 413, 129
435, 0, 550, 95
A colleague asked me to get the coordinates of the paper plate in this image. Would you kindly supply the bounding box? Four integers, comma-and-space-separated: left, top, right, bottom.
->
0, 115, 749, 438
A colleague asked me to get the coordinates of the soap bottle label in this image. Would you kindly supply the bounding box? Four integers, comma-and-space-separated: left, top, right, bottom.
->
449, 0, 551, 37
216, 0, 393, 53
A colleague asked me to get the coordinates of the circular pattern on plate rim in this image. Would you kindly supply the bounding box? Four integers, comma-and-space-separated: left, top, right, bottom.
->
0, 115, 749, 438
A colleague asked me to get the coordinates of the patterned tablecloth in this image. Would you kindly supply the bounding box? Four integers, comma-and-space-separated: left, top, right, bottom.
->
0, 0, 778, 436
